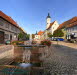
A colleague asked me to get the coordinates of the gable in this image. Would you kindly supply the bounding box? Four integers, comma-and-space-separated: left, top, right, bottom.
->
47, 21, 55, 30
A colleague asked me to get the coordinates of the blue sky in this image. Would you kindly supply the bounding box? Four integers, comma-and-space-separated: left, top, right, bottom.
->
0, 0, 77, 34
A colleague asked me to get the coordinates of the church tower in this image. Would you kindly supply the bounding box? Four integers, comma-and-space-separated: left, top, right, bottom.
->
46, 13, 51, 29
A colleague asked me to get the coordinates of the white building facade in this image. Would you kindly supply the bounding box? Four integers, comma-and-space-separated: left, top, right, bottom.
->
47, 21, 59, 35
34, 35, 40, 40
41, 13, 59, 40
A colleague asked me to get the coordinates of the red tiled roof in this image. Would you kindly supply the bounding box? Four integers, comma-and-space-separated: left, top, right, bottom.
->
57, 24, 64, 30
57, 16, 77, 30
0, 11, 19, 28
66, 17, 77, 28
66, 21, 77, 28
47, 21, 55, 30
38, 31, 44, 35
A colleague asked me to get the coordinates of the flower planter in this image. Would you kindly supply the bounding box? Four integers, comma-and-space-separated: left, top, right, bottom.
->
41, 40, 51, 47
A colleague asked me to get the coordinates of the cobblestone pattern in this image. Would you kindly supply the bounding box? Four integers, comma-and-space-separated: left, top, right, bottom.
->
40, 44, 77, 75
52, 41, 77, 49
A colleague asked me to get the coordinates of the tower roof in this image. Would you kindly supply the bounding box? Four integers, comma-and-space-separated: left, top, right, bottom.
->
36, 31, 37, 35
46, 13, 51, 18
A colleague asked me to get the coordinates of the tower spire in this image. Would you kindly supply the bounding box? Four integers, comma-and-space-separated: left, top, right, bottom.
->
46, 13, 51, 29
47, 13, 51, 18
36, 31, 37, 35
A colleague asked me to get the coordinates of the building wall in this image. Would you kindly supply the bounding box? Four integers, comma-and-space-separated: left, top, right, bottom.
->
41, 21, 59, 40
40, 30, 48, 40
34, 35, 40, 40
66, 25, 77, 39
0, 18, 20, 33
61, 28, 66, 39
51, 21, 59, 34
0, 17, 21, 42
40, 33, 45, 40
47, 21, 59, 35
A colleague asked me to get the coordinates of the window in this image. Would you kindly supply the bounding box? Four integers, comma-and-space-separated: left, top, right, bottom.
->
13, 26, 16, 31
5, 34, 9, 39
75, 27, 77, 30
15, 27, 17, 32
14, 34, 17, 38
67, 29, 69, 32
74, 27, 76, 31
13, 26, 14, 31
69, 28, 71, 32
6, 23, 9, 28
72, 28, 74, 31
11, 25, 13, 30
0, 18, 4, 26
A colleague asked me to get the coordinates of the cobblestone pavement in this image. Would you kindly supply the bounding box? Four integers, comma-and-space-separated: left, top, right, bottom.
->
42, 44, 77, 75
52, 41, 77, 49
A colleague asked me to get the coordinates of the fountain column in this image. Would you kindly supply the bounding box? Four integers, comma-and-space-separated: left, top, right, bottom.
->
29, 34, 32, 45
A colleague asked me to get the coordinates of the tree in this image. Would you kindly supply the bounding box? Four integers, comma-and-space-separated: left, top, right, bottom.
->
18, 33, 30, 40
18, 32, 24, 40
53, 29, 64, 37
32, 34, 35, 39
26, 34, 30, 40
47, 32, 53, 38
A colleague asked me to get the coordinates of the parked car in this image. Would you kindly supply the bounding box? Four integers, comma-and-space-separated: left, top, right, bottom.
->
56, 38, 64, 41
49, 37, 64, 41
69, 37, 77, 43
67, 35, 77, 43
51, 37, 57, 41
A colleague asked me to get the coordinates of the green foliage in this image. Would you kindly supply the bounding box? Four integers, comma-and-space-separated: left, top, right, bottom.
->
11, 41, 24, 45
25, 34, 30, 40
47, 32, 53, 38
18, 33, 24, 39
53, 29, 64, 37
18, 33, 30, 40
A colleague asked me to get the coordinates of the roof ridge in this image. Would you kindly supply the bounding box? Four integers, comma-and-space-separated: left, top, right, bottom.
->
57, 16, 77, 30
